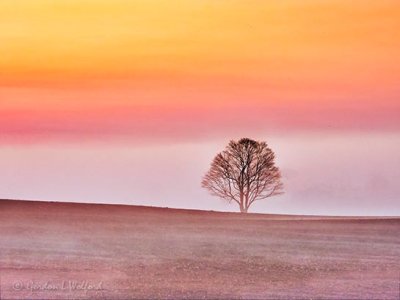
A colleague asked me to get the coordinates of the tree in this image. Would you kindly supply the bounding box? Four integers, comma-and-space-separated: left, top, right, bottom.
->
202, 138, 283, 213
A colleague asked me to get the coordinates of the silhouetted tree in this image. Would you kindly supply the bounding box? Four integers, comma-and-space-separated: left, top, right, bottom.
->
202, 138, 283, 213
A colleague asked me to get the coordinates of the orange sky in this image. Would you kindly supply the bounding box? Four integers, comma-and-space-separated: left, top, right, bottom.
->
0, 0, 399, 141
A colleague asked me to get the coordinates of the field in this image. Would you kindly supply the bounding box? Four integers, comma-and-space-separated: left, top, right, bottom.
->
0, 200, 399, 299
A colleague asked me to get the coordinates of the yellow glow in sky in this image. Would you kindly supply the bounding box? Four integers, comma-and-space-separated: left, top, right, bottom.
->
1, 0, 399, 84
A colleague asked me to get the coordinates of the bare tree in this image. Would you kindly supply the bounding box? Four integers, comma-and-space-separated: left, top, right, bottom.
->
202, 138, 283, 213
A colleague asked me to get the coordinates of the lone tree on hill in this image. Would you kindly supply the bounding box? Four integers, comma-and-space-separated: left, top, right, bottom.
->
202, 138, 283, 213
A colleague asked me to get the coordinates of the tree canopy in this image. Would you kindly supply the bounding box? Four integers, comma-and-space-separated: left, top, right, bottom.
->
202, 138, 283, 213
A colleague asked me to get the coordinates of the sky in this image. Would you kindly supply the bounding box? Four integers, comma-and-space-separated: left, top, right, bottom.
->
0, 0, 399, 215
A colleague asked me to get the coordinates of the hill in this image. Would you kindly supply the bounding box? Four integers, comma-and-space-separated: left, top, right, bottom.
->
0, 199, 399, 299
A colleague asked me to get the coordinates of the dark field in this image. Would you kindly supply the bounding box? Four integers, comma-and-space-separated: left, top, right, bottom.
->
0, 200, 399, 299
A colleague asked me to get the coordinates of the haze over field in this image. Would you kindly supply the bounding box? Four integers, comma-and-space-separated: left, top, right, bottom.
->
1, 0, 399, 215
1, 134, 400, 215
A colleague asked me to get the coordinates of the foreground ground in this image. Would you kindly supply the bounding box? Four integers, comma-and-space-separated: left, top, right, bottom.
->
0, 200, 399, 299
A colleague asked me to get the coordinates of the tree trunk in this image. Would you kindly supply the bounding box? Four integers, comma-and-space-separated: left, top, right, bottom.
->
239, 190, 246, 213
